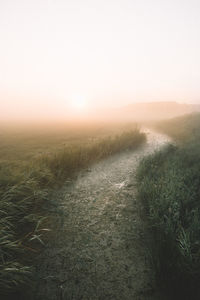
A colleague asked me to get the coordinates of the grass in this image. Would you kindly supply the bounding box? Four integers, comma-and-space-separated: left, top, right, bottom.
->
0, 122, 146, 297
137, 113, 200, 299
153, 112, 200, 142
42, 129, 146, 181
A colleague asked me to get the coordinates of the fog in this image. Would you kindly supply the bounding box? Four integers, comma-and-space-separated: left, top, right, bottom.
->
1, 0, 200, 123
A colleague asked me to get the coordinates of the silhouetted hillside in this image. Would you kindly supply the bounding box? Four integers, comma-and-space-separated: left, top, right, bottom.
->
117, 102, 200, 121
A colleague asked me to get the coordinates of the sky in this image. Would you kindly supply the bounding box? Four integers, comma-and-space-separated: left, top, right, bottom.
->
1, 0, 200, 120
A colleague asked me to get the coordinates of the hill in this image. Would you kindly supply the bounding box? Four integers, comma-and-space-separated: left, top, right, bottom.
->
116, 101, 200, 121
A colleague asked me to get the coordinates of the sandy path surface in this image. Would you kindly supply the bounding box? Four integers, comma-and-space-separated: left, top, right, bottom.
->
34, 129, 171, 300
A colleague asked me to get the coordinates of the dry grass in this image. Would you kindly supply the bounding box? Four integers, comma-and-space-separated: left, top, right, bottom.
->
0, 122, 146, 297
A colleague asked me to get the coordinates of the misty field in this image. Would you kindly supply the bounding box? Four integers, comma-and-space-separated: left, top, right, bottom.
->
137, 113, 200, 299
3, 115, 200, 300
0, 122, 146, 298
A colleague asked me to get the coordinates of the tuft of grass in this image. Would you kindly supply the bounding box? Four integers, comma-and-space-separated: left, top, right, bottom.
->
41, 129, 146, 181
0, 178, 49, 296
137, 114, 200, 299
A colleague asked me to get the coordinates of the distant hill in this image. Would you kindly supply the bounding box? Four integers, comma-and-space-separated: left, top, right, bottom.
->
115, 102, 200, 121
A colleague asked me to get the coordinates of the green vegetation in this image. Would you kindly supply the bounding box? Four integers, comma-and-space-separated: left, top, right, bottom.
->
137, 113, 200, 299
42, 129, 146, 181
0, 123, 145, 297
154, 112, 200, 142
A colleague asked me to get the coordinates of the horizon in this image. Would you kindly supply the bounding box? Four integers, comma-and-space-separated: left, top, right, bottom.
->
1, 0, 200, 121
0, 101, 199, 124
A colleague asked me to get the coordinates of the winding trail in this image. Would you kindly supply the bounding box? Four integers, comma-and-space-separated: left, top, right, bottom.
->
34, 129, 171, 300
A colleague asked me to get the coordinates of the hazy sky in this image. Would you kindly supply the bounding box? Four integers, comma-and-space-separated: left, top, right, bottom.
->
1, 0, 200, 120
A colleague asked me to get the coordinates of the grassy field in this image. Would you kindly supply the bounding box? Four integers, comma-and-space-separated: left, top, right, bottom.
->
137, 113, 200, 299
0, 122, 146, 297
153, 112, 200, 142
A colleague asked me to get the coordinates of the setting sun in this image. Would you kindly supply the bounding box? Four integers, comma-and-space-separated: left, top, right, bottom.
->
70, 94, 88, 113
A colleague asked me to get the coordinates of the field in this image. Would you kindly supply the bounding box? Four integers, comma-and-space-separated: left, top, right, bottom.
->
153, 112, 200, 142
0, 122, 146, 297
137, 113, 200, 299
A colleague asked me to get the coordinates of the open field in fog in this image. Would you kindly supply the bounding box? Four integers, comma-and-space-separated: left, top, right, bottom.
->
2, 0, 200, 299
2, 114, 200, 300
32, 129, 170, 300
0, 122, 146, 298
137, 113, 200, 300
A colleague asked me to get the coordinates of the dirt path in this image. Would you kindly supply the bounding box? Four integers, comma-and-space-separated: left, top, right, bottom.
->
34, 129, 171, 300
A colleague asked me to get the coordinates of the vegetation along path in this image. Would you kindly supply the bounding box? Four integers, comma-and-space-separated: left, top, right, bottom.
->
34, 129, 170, 300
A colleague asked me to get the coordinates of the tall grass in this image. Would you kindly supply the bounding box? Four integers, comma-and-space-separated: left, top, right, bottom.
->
153, 112, 200, 142
0, 176, 49, 297
0, 126, 146, 297
137, 113, 200, 299
42, 129, 146, 181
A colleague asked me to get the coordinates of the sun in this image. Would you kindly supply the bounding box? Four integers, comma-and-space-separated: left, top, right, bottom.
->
70, 94, 88, 111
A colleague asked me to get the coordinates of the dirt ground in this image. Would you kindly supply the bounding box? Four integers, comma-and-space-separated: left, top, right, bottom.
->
34, 129, 171, 300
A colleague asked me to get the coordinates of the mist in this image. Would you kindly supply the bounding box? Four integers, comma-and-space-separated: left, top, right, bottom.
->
1, 0, 200, 123
1, 1, 200, 299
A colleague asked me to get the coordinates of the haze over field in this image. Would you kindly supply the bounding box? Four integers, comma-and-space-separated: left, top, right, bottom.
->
1, 0, 200, 121
2, 1, 200, 299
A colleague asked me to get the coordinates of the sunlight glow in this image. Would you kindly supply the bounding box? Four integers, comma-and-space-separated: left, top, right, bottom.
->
70, 94, 88, 112
1, 0, 200, 121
